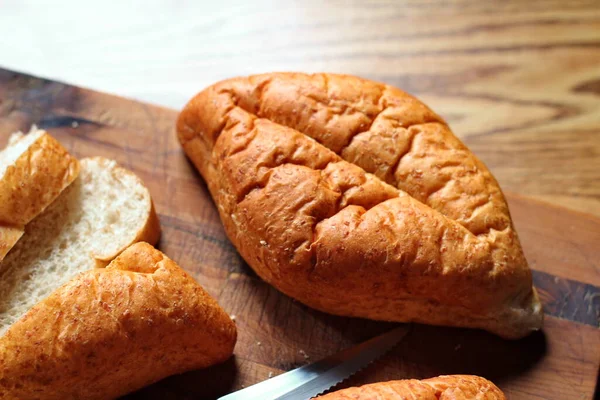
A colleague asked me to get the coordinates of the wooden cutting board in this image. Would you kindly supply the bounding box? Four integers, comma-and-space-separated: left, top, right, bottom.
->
0, 69, 598, 400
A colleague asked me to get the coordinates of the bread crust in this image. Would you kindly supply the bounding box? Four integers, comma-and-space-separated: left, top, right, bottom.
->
177, 73, 542, 339
316, 375, 506, 399
138, 200, 162, 247
0, 130, 79, 230
0, 242, 237, 399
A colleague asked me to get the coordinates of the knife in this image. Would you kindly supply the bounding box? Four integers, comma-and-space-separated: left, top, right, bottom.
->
219, 324, 411, 400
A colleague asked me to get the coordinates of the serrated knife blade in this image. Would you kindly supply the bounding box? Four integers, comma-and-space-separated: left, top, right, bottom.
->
218, 325, 411, 400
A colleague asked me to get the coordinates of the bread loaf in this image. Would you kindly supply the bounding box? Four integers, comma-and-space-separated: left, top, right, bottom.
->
0, 128, 79, 260
0, 242, 237, 399
316, 375, 505, 399
177, 73, 542, 339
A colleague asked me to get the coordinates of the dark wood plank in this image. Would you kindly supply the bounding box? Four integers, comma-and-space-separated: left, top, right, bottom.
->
1, 69, 599, 399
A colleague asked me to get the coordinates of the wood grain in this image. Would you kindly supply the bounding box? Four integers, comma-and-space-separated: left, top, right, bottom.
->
0, 69, 599, 399
1, 0, 599, 218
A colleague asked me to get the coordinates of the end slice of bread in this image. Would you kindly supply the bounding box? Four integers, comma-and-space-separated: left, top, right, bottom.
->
0, 227, 23, 265
0, 157, 160, 333
0, 242, 236, 400
0, 127, 79, 260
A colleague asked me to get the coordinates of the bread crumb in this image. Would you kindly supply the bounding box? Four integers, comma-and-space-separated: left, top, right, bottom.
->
299, 349, 309, 360
260, 240, 268, 247
230, 315, 236, 321
256, 341, 261, 346
71, 121, 79, 128
268, 371, 273, 378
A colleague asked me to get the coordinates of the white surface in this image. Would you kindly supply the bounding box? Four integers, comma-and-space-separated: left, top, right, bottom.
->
0, 0, 364, 109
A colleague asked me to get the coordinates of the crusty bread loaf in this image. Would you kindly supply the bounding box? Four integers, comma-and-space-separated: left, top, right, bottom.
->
316, 375, 505, 399
0, 242, 237, 399
177, 72, 543, 339
0, 157, 160, 333
0, 128, 79, 260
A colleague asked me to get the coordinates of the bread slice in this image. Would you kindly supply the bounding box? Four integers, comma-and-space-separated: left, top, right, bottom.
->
0, 128, 79, 260
0, 157, 160, 333
0, 227, 22, 268
0, 242, 237, 399
177, 73, 543, 339
317, 375, 505, 399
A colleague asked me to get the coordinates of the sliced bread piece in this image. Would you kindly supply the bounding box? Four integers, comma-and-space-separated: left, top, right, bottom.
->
0, 242, 237, 399
0, 157, 160, 332
317, 375, 505, 399
0, 127, 79, 260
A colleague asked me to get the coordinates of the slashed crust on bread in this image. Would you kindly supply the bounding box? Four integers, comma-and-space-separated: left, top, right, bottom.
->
177, 73, 542, 339
0, 242, 237, 400
0, 128, 79, 260
316, 375, 505, 399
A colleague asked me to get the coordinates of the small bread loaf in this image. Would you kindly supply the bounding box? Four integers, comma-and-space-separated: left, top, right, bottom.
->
316, 375, 505, 399
0, 128, 79, 260
178, 73, 543, 339
0, 242, 237, 399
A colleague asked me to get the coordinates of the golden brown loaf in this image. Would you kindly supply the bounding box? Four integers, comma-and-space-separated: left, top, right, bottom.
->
0, 128, 79, 260
0, 242, 237, 400
177, 72, 543, 339
316, 375, 505, 399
